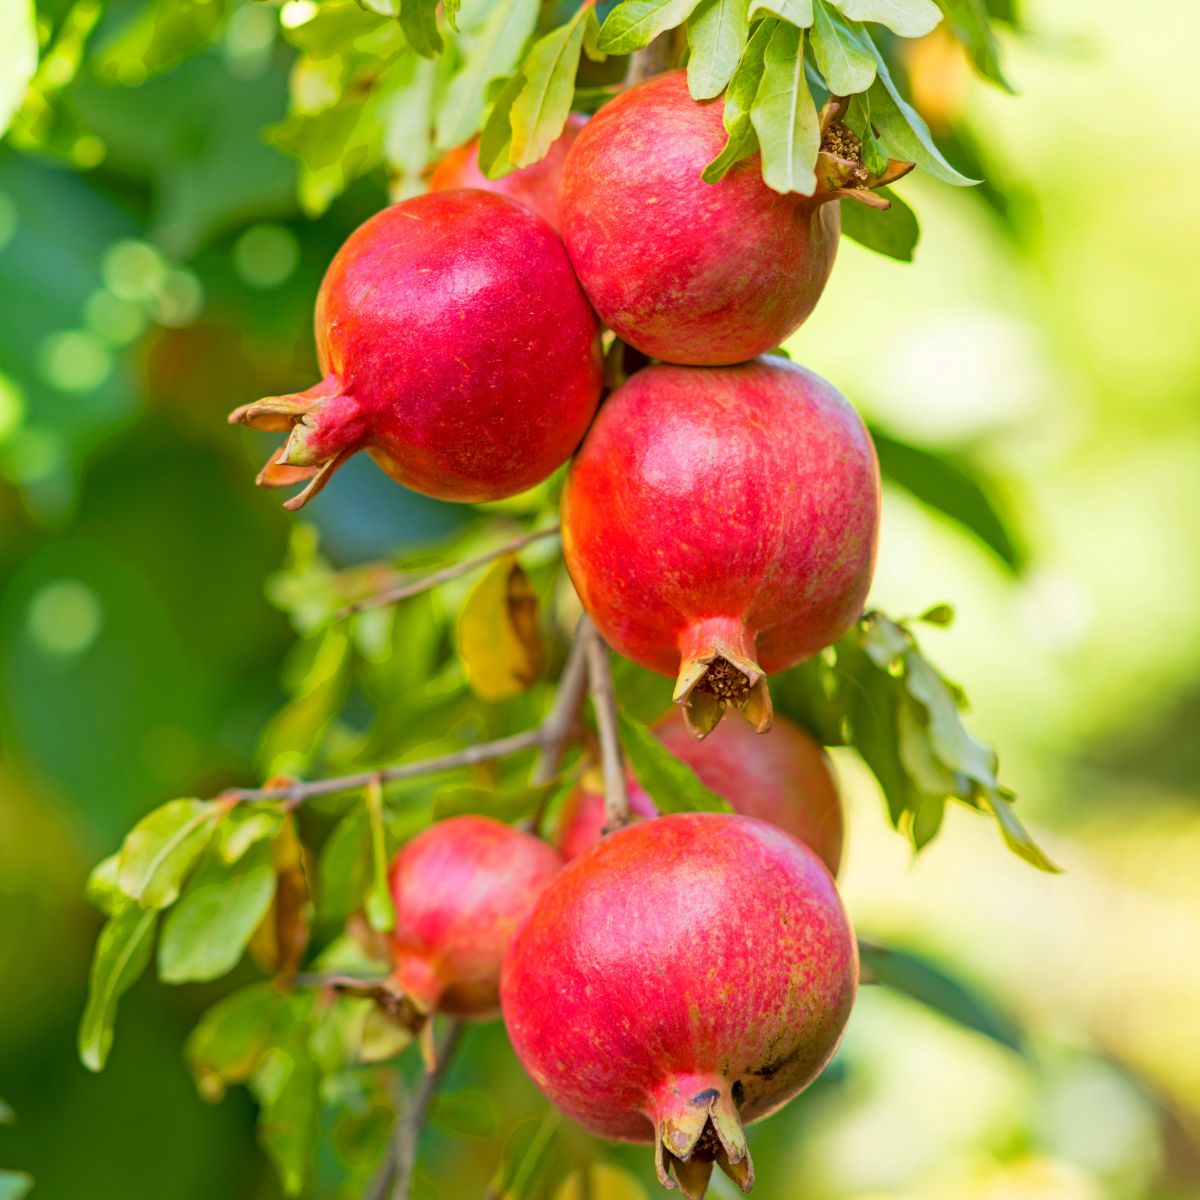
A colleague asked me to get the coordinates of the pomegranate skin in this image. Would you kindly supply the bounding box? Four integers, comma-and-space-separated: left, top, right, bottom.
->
388, 815, 563, 1022
561, 357, 880, 736
559, 71, 839, 365
230, 190, 603, 508
555, 712, 843, 874
502, 812, 858, 1197
429, 114, 587, 232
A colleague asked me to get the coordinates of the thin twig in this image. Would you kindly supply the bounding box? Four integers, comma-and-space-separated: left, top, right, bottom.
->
367, 1021, 466, 1200
530, 619, 592, 788
584, 621, 630, 829
335, 526, 560, 619
625, 36, 672, 86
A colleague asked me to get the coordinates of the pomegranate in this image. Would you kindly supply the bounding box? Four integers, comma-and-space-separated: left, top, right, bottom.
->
428, 113, 587, 232
555, 712, 843, 874
561, 357, 880, 737
502, 812, 858, 1198
229, 190, 603, 508
559, 71, 909, 365
388, 815, 562, 1025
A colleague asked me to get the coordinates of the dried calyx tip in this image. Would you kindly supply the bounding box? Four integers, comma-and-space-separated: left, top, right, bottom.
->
674, 637, 773, 739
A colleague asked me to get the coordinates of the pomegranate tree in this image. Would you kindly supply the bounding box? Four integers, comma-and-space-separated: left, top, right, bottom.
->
229, 189, 602, 508
556, 711, 844, 874
562, 356, 880, 736
503, 813, 858, 1197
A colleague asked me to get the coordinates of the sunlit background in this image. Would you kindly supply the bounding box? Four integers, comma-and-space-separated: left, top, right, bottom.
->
2, 0, 1199, 1197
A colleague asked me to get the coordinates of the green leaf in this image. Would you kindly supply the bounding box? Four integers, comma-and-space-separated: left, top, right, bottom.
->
859, 940, 1024, 1051
435, 0, 540, 151
870, 427, 1024, 570
510, 16, 587, 168
702, 17, 774, 183
935, 0, 1011, 89
445, 0, 462, 33
457, 556, 545, 701
840, 187, 919, 260
398, 0, 442, 57
158, 842, 278, 984
93, 0, 231, 83
811, 0, 875, 94
831, 0, 941, 36
866, 70, 977, 185
383, 54, 438, 198
433, 782, 550, 823
0, 1171, 34, 1200
597, 0, 703, 55
186, 983, 287, 1102
750, 21, 821, 195
748, 0, 813, 24
616, 711, 731, 813
363, 782, 396, 933
316, 807, 374, 921
79, 904, 158, 1071
983, 787, 1060, 872
478, 70, 525, 178
430, 1089, 499, 1138
85, 853, 123, 915
218, 804, 285, 864
0, 0, 37, 139
117, 798, 218, 910
687, 0, 750, 100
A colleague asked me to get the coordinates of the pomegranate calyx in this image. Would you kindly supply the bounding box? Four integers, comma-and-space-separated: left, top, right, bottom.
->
652, 1081, 754, 1197
674, 621, 773, 739
228, 375, 363, 510
812, 104, 914, 209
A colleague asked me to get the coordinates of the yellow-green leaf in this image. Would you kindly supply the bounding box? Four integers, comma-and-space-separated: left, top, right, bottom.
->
117, 798, 218, 910
458, 555, 544, 701
79, 904, 158, 1071
597, 0, 703, 55
750, 21, 820, 195
832, 0, 940, 37
687, 0, 750, 101
510, 17, 587, 168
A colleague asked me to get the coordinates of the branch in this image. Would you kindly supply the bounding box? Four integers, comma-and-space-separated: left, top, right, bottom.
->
584, 619, 630, 828
335, 526, 560, 619
626, 36, 672, 86
530, 618, 591, 788
366, 1021, 466, 1200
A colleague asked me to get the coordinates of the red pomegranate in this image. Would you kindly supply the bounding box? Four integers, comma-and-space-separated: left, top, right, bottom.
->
428, 113, 587, 232
555, 712, 843, 873
502, 812, 858, 1198
559, 71, 909, 365
388, 815, 563, 1024
229, 190, 603, 508
561, 357, 880, 737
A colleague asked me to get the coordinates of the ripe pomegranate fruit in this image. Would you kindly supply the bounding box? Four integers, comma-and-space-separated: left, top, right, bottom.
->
428, 113, 587, 232
229, 190, 603, 508
561, 357, 880, 737
559, 71, 910, 365
555, 712, 843, 874
502, 812, 858, 1198
388, 815, 562, 1028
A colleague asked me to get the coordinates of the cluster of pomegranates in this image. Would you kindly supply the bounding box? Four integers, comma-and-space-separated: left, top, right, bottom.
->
234, 68, 896, 1198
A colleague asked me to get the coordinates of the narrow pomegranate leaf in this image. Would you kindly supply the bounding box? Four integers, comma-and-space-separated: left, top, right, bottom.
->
982, 786, 1060, 872
478, 71, 525, 178
935, 0, 1011, 89
218, 802, 284, 864
866, 68, 978, 184
702, 17, 775, 183
457, 555, 545, 702
811, 0, 876, 94
840, 186, 920, 260
397, 0, 442, 57
85, 852, 122, 915
363, 778, 396, 934
316, 806, 373, 921
858, 940, 1024, 1052
92, 0, 228, 81
510, 17, 586, 168
158, 841, 278, 984
79, 903, 158, 1072
116, 797, 219, 910
831, 0, 941, 37
616, 710, 731, 814
185, 982, 287, 1102
687, 0, 750, 100
597, 0, 704, 55
748, 0, 813, 24
750, 21, 821, 195
435, 0, 540, 152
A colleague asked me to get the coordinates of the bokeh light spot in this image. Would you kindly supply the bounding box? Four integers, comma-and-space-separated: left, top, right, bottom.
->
102, 239, 167, 303
37, 330, 113, 392
151, 269, 205, 327
233, 223, 300, 289
27, 580, 104, 657
0, 373, 26, 441
84, 289, 147, 346
280, 0, 318, 29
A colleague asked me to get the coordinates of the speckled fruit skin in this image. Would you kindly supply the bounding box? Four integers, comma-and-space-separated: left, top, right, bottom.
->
388, 815, 563, 1022
555, 712, 844, 874
429, 114, 587, 232
502, 812, 858, 1198
229, 190, 603, 508
559, 71, 839, 365
561, 356, 879, 736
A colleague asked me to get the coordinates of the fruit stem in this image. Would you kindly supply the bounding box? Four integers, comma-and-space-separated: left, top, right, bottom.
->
583, 616, 632, 829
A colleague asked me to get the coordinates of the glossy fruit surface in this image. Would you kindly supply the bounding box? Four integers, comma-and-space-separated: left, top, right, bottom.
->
389, 815, 563, 1022
559, 71, 838, 365
561, 356, 880, 736
429, 114, 587, 232
555, 712, 843, 874
230, 190, 602, 508
502, 812, 858, 1197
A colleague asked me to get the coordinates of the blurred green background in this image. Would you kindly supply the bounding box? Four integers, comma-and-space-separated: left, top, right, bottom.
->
2, 0, 1199, 1197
